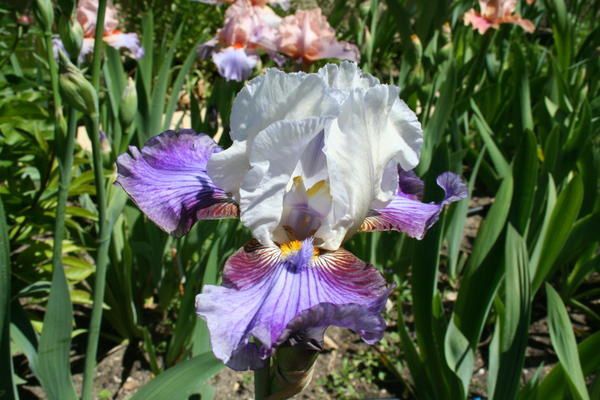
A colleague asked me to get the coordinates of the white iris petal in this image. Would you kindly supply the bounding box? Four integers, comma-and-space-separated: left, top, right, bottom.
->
206, 61, 423, 251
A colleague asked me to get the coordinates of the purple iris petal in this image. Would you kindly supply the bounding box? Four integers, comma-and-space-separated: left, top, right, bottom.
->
361, 171, 467, 238
116, 129, 238, 236
195, 238, 389, 370
212, 47, 258, 82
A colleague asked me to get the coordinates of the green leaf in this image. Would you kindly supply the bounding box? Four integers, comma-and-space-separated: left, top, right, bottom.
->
489, 226, 531, 400
162, 36, 204, 131
149, 26, 183, 136
532, 175, 583, 293
509, 130, 538, 234
447, 149, 485, 279
470, 100, 510, 178
452, 176, 513, 352
444, 319, 474, 397
129, 353, 223, 400
529, 175, 557, 278
534, 331, 600, 400
0, 197, 17, 399
417, 61, 457, 174
468, 175, 513, 271
515, 47, 533, 132
545, 284, 589, 400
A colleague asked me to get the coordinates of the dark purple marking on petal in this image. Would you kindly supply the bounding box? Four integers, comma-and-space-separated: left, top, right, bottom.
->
116, 129, 238, 236
360, 171, 467, 239
397, 168, 424, 200
195, 239, 390, 370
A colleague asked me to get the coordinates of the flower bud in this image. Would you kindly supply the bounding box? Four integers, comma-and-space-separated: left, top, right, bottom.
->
58, 17, 83, 58
119, 78, 138, 127
408, 63, 424, 87
410, 34, 423, 62
59, 61, 98, 115
33, 0, 54, 31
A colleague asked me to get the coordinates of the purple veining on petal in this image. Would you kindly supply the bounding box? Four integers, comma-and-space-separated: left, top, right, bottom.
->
116, 129, 238, 237
212, 47, 258, 82
195, 238, 389, 370
360, 171, 467, 239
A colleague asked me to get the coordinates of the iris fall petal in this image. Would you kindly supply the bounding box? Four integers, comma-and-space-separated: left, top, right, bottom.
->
195, 239, 389, 370
116, 129, 237, 236
360, 172, 467, 238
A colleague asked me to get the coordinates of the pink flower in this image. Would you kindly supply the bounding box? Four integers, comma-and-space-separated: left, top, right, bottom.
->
218, 0, 281, 49
202, 0, 281, 81
76, 0, 143, 61
274, 8, 359, 63
464, 0, 535, 34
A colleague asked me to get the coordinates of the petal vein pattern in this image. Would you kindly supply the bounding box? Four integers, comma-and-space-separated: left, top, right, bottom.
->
360, 171, 468, 238
116, 130, 238, 236
195, 239, 389, 370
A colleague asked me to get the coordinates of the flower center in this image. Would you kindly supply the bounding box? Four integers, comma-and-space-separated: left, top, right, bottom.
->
279, 240, 320, 260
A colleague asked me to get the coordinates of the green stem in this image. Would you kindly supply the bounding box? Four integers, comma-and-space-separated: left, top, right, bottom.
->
37, 31, 78, 399
81, 111, 110, 400
81, 0, 109, 398
254, 361, 271, 400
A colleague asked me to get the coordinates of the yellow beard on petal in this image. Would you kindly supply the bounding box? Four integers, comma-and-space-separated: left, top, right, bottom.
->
280, 240, 303, 257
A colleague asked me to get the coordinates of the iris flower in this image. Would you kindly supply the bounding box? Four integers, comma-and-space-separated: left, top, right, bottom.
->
464, 0, 535, 34
116, 62, 466, 370
77, 0, 144, 62
200, 0, 281, 81
273, 8, 360, 63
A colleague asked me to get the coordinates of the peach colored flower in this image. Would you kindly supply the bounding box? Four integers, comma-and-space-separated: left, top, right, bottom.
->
464, 0, 535, 34
76, 0, 143, 60
201, 0, 281, 81
274, 8, 359, 63
218, 0, 281, 49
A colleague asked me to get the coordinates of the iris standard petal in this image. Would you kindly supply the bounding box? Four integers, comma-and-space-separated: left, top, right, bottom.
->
116, 129, 237, 236
317, 61, 379, 92
318, 85, 422, 250
239, 117, 332, 246
229, 68, 339, 142
195, 239, 389, 370
360, 172, 467, 238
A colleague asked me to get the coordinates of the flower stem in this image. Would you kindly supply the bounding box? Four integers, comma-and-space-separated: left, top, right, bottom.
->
81, 0, 109, 398
254, 361, 271, 400
38, 29, 78, 399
